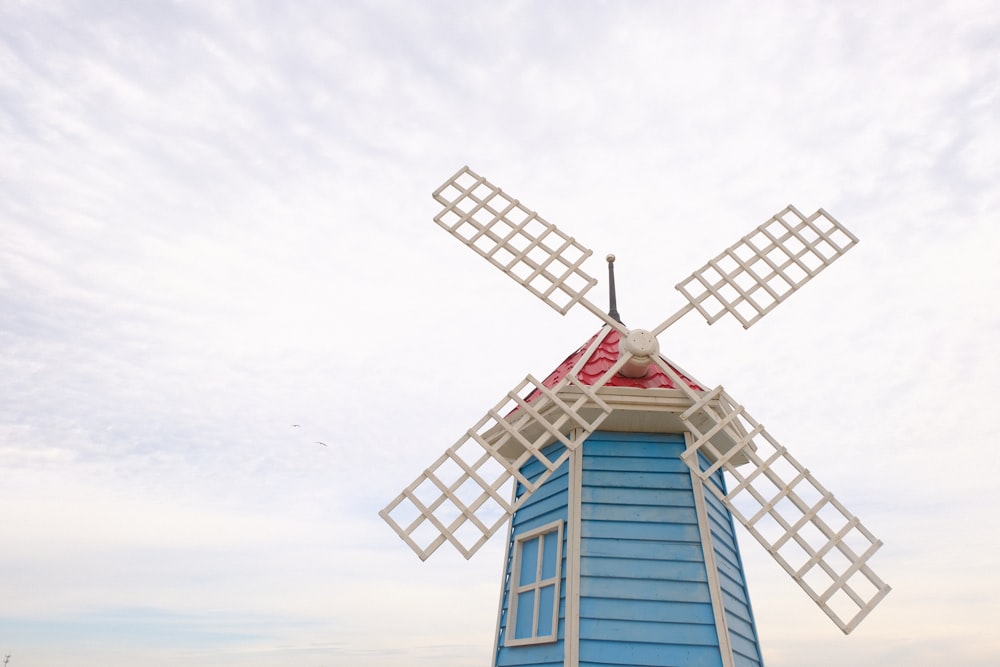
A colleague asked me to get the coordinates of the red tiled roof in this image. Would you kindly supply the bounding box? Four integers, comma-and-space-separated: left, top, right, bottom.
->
537, 327, 702, 392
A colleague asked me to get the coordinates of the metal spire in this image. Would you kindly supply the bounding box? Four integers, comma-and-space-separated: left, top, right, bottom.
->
606, 254, 623, 324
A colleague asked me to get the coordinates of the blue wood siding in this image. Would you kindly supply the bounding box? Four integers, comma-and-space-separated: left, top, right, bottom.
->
579, 432, 724, 667
493, 432, 764, 667
702, 470, 764, 667
495, 443, 569, 667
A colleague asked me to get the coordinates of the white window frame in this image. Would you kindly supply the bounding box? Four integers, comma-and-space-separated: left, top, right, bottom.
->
505, 519, 564, 646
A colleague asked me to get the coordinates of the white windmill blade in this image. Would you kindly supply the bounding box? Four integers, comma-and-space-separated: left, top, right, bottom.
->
677, 386, 891, 634
432, 166, 621, 328
673, 205, 859, 330
380, 372, 614, 561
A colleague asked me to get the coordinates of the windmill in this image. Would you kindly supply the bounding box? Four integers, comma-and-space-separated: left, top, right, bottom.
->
380, 166, 890, 666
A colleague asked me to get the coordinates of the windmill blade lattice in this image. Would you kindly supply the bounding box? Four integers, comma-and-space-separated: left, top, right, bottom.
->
380, 373, 613, 560
678, 385, 891, 634
673, 206, 859, 330
433, 166, 619, 328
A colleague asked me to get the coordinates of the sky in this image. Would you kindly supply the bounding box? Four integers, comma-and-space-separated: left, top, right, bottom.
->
1, 1, 998, 665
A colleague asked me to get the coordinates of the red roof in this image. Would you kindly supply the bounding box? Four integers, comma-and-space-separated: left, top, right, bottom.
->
537, 327, 702, 393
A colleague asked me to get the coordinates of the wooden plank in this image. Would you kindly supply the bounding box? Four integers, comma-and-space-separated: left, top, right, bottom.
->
581, 536, 704, 562
710, 538, 741, 572
714, 553, 747, 587
585, 453, 688, 474
725, 617, 759, 647
517, 492, 568, 523
582, 485, 695, 508
517, 464, 569, 502
719, 589, 752, 620
578, 638, 724, 667
585, 469, 692, 490
581, 576, 712, 604
496, 644, 564, 667
579, 617, 719, 645
729, 632, 764, 666
582, 519, 700, 543
582, 502, 697, 525
578, 596, 716, 624
584, 433, 685, 455
582, 555, 708, 583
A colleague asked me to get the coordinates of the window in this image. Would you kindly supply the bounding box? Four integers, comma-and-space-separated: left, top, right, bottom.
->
506, 520, 563, 645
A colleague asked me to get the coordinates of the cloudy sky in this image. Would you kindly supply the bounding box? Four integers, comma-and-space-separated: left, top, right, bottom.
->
1, 1, 998, 665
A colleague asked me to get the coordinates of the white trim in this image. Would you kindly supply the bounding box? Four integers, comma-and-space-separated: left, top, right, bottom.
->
569, 325, 614, 377
688, 432, 736, 667
490, 489, 518, 666
505, 519, 565, 646
563, 431, 584, 667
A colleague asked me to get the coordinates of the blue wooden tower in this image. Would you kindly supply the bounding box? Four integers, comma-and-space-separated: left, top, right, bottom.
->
381, 166, 890, 666
489, 327, 765, 667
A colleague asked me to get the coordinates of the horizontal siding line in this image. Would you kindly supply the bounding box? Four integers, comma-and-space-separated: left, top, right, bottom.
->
581, 571, 708, 586
582, 487, 695, 500
581, 499, 697, 510
582, 532, 701, 544
575, 633, 720, 649
583, 474, 694, 491
582, 455, 688, 465
581, 579, 712, 604
514, 513, 567, 532
725, 618, 757, 642
581, 574, 710, 586
582, 500, 698, 511
577, 551, 705, 564
718, 568, 747, 593
714, 553, 743, 578
576, 612, 716, 627
728, 624, 760, 646
579, 646, 719, 667
518, 477, 568, 502
583, 516, 698, 530
733, 649, 763, 665
495, 652, 564, 667
581, 553, 708, 571
720, 594, 751, 618
713, 548, 742, 570
584, 453, 688, 467
721, 585, 750, 607
722, 586, 747, 607
517, 495, 567, 513
519, 448, 567, 472
580, 539, 705, 562
579, 536, 704, 546
707, 510, 732, 533
577, 597, 716, 623
713, 545, 740, 567
583, 447, 686, 456
517, 471, 569, 501
577, 614, 717, 629
582, 509, 698, 521
525, 460, 568, 477
581, 516, 699, 526
724, 609, 756, 631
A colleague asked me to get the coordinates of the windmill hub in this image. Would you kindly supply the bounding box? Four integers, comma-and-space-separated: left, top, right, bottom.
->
619, 328, 658, 378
